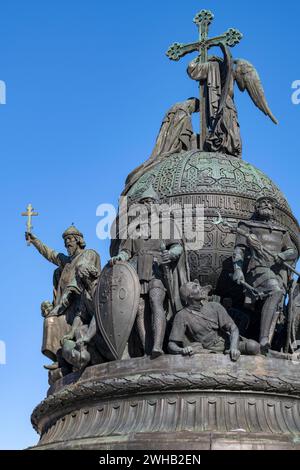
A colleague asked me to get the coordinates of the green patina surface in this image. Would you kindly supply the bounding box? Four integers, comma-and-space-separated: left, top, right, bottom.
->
127, 151, 291, 213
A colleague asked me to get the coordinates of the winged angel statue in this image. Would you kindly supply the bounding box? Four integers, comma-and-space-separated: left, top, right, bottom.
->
123, 11, 278, 195
187, 42, 278, 158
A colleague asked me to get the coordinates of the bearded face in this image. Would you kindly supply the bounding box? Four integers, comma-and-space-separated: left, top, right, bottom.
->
256, 200, 274, 221
64, 235, 79, 256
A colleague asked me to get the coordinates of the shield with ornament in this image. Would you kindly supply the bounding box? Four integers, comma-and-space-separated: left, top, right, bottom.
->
95, 261, 141, 360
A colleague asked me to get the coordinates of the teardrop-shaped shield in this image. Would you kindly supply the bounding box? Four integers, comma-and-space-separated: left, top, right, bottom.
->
94, 261, 140, 360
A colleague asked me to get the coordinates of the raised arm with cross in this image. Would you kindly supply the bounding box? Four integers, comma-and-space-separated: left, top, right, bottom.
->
166, 10, 243, 150
22, 203, 39, 246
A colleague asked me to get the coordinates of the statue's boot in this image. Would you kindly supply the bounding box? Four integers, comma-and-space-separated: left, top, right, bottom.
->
260, 337, 271, 355
151, 347, 164, 359
43, 362, 59, 371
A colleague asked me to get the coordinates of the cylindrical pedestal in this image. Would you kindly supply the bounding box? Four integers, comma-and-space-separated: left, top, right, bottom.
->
31, 355, 300, 450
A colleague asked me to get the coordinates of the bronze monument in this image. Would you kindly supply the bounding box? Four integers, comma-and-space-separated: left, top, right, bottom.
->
26, 9, 300, 451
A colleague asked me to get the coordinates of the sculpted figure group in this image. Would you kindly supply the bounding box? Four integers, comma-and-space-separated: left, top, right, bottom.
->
23, 8, 300, 386
26, 191, 300, 384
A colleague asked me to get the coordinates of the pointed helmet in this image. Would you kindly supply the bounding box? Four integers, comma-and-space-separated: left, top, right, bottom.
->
62, 225, 84, 240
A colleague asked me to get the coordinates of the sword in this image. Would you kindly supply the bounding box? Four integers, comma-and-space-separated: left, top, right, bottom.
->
229, 273, 267, 301
240, 280, 267, 301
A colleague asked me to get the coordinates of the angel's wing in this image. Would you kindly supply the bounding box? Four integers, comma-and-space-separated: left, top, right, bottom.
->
234, 59, 278, 124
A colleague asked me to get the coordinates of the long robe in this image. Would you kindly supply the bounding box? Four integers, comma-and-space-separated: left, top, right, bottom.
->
187, 58, 242, 158
32, 239, 100, 361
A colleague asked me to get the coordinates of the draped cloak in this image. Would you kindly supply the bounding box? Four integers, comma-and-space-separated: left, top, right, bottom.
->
37, 245, 100, 361
123, 100, 198, 195
187, 58, 242, 158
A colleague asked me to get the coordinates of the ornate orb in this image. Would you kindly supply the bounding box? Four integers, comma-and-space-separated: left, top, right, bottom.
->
127, 151, 299, 294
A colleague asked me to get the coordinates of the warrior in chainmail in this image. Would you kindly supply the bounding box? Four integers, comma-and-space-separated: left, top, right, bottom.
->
111, 186, 187, 358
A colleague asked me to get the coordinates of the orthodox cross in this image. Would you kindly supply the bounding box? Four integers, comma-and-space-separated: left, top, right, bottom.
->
166, 10, 243, 150
22, 203, 38, 246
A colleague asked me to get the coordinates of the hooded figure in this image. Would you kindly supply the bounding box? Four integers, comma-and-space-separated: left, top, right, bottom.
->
123, 98, 199, 195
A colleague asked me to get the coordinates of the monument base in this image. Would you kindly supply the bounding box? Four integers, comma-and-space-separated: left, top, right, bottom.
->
31, 355, 300, 450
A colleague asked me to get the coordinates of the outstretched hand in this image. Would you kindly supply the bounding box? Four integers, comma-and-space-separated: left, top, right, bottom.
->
25, 232, 36, 243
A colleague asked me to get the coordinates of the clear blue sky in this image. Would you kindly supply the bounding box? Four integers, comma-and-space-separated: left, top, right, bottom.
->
0, 0, 299, 449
